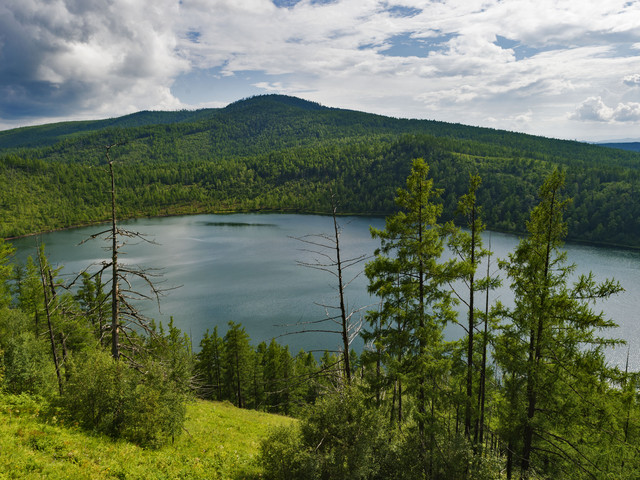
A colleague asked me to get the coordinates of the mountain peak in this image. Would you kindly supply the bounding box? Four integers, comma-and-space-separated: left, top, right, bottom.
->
224, 94, 328, 112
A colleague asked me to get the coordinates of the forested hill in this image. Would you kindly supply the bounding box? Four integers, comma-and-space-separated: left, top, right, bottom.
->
1, 94, 640, 247
599, 142, 640, 153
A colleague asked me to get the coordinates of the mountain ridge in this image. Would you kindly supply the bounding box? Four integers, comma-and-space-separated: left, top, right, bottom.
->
2, 94, 640, 247
0, 94, 596, 153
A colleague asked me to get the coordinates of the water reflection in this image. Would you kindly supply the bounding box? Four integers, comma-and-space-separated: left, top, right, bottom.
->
10, 213, 639, 369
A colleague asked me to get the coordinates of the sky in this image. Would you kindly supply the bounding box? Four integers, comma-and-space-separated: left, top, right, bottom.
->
2, 0, 640, 142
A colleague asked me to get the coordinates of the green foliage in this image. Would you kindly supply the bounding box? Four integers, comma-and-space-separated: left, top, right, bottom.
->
195, 323, 320, 415
259, 425, 317, 480
0, 392, 295, 479
301, 386, 388, 479
74, 271, 110, 343
260, 386, 388, 480
3, 120, 640, 477
371, 425, 503, 480
0, 307, 57, 395
495, 168, 625, 478
195, 326, 224, 400
60, 348, 188, 448
365, 158, 464, 449
146, 318, 194, 399
0, 239, 14, 308
446, 174, 494, 442
2, 95, 640, 248
222, 321, 254, 409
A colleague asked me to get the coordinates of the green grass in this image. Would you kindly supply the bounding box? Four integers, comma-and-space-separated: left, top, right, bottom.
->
0, 394, 295, 479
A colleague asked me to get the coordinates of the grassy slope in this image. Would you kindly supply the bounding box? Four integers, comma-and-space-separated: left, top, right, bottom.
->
0, 394, 294, 479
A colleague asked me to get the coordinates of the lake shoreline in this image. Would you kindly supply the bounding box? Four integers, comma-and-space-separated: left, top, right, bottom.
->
9, 213, 639, 370
6, 207, 638, 253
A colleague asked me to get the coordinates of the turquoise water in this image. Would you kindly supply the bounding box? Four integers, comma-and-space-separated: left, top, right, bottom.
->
10, 213, 640, 369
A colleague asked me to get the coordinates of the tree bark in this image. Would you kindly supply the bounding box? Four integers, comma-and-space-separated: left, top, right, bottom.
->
108, 154, 120, 361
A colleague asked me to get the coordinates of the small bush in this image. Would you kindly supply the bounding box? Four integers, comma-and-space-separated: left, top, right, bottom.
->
260, 386, 388, 480
60, 348, 188, 448
259, 425, 317, 480
0, 309, 56, 396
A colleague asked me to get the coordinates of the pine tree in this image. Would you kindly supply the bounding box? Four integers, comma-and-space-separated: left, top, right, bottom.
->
495, 168, 623, 478
222, 321, 253, 408
195, 326, 224, 400
365, 158, 463, 448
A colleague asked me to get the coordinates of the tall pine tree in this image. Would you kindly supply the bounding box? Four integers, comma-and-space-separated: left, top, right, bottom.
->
365, 158, 463, 454
495, 168, 623, 479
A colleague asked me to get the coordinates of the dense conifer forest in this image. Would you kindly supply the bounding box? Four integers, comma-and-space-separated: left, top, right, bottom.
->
1, 94, 640, 248
2, 95, 640, 479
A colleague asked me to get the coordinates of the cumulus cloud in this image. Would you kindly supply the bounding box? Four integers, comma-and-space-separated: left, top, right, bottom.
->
571, 96, 640, 123
172, 0, 640, 138
624, 74, 640, 87
3, 0, 640, 139
0, 0, 188, 121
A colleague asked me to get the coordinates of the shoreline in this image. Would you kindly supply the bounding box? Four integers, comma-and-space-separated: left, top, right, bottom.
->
5, 209, 639, 253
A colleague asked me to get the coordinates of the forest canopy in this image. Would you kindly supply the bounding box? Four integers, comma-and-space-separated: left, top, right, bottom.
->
1, 94, 640, 247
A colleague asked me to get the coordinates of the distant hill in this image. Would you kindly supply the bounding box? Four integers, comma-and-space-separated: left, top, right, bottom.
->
1, 94, 640, 248
599, 142, 640, 153
0, 96, 327, 151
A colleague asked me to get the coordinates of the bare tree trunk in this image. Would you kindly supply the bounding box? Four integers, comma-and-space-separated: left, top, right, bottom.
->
332, 202, 351, 384
417, 195, 426, 439
235, 348, 243, 408
476, 245, 492, 451
375, 335, 381, 407
108, 150, 120, 361
290, 190, 366, 387
59, 332, 70, 381
465, 202, 476, 440
390, 377, 397, 425
507, 439, 514, 480
37, 247, 63, 395
398, 377, 403, 426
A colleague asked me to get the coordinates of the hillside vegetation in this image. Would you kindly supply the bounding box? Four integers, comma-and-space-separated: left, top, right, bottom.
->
0, 393, 294, 479
1, 155, 640, 479
1, 94, 640, 247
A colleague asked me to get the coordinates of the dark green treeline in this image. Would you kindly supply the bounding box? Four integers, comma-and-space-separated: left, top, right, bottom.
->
194, 321, 350, 415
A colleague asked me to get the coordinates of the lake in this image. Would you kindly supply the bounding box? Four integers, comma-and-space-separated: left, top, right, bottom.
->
9, 213, 640, 370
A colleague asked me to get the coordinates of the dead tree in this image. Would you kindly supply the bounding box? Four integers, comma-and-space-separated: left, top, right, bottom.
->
288, 193, 368, 384
36, 244, 63, 394
79, 143, 170, 363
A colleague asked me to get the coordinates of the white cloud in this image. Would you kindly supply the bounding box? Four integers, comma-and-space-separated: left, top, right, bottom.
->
571, 97, 614, 122
624, 74, 640, 87
571, 96, 640, 123
0, 0, 188, 120
3, 0, 640, 139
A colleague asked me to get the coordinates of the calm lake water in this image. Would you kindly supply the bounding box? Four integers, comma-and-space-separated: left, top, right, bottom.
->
10, 213, 640, 369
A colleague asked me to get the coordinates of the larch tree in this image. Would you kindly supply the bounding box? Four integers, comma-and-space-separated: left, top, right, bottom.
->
446, 174, 491, 442
495, 168, 623, 479
365, 158, 463, 449
222, 321, 253, 409
195, 326, 224, 400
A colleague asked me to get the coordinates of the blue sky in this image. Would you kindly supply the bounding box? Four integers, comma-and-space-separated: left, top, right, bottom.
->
1, 0, 640, 141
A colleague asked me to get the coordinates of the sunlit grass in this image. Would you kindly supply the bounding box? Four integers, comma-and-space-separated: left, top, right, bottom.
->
0, 394, 295, 479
